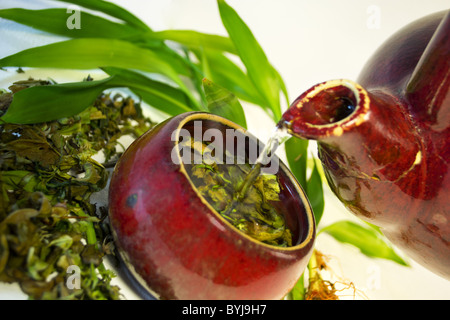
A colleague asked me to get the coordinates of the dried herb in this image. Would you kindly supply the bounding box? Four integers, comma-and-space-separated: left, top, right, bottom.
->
185, 138, 292, 247
0, 78, 154, 299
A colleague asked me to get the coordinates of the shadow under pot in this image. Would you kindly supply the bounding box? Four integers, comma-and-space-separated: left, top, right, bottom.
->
108, 111, 315, 300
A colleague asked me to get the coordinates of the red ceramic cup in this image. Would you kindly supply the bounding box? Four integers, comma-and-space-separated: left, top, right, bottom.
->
108, 112, 315, 299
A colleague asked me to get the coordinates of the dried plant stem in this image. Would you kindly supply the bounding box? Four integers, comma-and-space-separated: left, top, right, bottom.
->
305, 250, 339, 300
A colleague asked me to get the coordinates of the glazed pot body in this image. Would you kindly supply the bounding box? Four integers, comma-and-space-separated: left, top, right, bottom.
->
282, 11, 449, 279
108, 112, 315, 299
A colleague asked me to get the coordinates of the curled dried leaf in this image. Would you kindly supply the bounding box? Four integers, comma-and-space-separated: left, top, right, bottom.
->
0, 78, 154, 299
186, 137, 291, 247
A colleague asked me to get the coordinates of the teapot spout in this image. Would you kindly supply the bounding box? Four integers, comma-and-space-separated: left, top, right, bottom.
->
280, 79, 369, 141
282, 79, 424, 211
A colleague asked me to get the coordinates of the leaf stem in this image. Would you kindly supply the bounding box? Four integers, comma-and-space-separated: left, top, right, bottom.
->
307, 250, 321, 293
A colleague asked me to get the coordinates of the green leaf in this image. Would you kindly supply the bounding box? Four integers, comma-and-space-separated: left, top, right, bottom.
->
102, 67, 201, 115
217, 0, 281, 121
321, 220, 410, 266
1, 68, 202, 124
54, 0, 150, 31
202, 78, 247, 128
75, 210, 97, 245
290, 273, 305, 300
0, 77, 114, 124
0, 170, 39, 192
273, 67, 290, 109
198, 50, 266, 107
151, 30, 236, 54
306, 158, 324, 225
0, 38, 172, 76
285, 137, 309, 188
0, 38, 193, 99
285, 138, 324, 224
285, 138, 323, 224
0, 8, 144, 39
48, 235, 73, 251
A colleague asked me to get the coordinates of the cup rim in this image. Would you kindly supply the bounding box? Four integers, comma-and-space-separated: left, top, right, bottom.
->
174, 111, 315, 252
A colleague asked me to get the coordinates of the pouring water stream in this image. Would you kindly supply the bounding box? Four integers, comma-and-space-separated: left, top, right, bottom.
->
221, 122, 291, 216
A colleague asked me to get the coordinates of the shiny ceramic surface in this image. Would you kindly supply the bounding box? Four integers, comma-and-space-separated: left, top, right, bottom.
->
282, 11, 449, 279
108, 112, 315, 299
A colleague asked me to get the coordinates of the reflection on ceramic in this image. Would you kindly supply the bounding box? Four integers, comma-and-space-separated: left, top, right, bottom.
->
108, 112, 315, 299
282, 11, 449, 279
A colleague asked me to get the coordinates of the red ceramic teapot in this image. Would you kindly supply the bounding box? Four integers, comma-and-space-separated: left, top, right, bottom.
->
282, 10, 449, 279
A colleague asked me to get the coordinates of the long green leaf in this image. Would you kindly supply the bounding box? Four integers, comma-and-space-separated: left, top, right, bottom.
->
202, 78, 247, 128
54, 0, 150, 31
321, 221, 410, 266
273, 67, 290, 109
217, 0, 281, 120
0, 8, 144, 39
102, 67, 201, 115
306, 158, 324, 225
198, 50, 266, 107
0, 38, 194, 99
285, 137, 324, 223
151, 30, 236, 54
0, 77, 115, 124
0, 7, 196, 90
0, 38, 172, 75
0, 69, 202, 124
290, 274, 306, 300
149, 29, 286, 110
285, 137, 309, 188
151, 28, 289, 109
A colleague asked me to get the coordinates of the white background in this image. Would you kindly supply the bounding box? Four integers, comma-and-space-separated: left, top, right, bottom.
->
0, 0, 449, 300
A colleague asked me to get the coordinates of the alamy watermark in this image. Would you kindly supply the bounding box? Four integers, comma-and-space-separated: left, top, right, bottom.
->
366, 264, 381, 291
66, 265, 81, 290
366, 5, 381, 30
170, 121, 280, 174
66, 5, 81, 30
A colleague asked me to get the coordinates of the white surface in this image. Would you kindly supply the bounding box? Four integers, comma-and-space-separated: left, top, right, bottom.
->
0, 0, 449, 300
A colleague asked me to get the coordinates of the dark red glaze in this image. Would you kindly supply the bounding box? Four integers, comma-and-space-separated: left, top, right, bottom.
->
108, 112, 315, 299
282, 11, 449, 279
